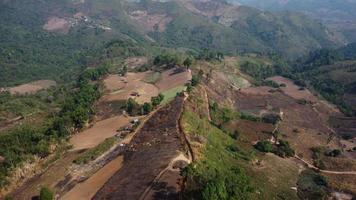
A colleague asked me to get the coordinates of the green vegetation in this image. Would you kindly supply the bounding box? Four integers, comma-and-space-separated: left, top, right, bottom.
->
210, 102, 239, 126
126, 98, 141, 116
297, 170, 328, 200
286, 46, 356, 116
274, 140, 295, 157
254, 140, 295, 158
254, 140, 273, 153
153, 53, 181, 68
39, 186, 54, 200
240, 61, 276, 83
0, 66, 108, 186
182, 111, 254, 200
126, 93, 165, 116
311, 147, 326, 170
161, 86, 186, 104
151, 93, 165, 107
73, 137, 116, 165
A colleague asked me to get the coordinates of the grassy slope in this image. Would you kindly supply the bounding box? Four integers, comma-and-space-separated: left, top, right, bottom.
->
182, 87, 299, 200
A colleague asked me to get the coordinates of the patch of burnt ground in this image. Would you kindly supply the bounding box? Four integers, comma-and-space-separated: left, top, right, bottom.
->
93, 96, 186, 200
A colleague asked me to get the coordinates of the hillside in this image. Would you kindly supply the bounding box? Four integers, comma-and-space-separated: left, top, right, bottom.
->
229, 0, 356, 42
0, 0, 344, 86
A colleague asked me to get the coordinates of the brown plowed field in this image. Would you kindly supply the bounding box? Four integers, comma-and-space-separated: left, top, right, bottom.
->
102, 72, 159, 104
93, 96, 185, 200
155, 68, 192, 92
70, 115, 130, 151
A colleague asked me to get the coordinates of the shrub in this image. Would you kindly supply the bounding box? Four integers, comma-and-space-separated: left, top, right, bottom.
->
297, 170, 328, 200
142, 102, 152, 115
325, 149, 341, 157
262, 113, 281, 124
274, 140, 295, 157
254, 140, 273, 153
39, 187, 54, 200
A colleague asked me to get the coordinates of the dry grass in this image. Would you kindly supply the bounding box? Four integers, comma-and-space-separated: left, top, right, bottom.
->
8, 80, 56, 95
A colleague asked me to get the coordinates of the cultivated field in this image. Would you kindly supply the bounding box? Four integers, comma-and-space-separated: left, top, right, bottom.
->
268, 76, 318, 102
70, 116, 130, 151
61, 156, 124, 200
102, 72, 159, 104
155, 68, 192, 92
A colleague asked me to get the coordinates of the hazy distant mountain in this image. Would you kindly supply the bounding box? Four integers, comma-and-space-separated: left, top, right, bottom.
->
228, 0, 356, 42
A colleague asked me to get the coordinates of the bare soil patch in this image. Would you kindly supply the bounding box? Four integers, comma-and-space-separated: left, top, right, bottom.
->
7, 80, 56, 95
103, 75, 126, 92
129, 10, 172, 32
10, 151, 81, 200
43, 17, 70, 33
93, 97, 186, 200
102, 72, 159, 104
155, 68, 192, 92
70, 116, 130, 151
124, 57, 148, 69
61, 156, 124, 200
268, 76, 318, 102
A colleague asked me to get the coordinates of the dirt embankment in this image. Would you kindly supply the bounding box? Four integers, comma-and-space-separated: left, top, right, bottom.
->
93, 96, 187, 200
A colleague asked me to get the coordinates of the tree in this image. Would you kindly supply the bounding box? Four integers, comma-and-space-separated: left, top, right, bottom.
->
191, 75, 200, 86
254, 140, 273, 153
142, 102, 152, 115
121, 65, 128, 76
39, 187, 54, 200
126, 98, 139, 115
183, 57, 194, 69
151, 93, 165, 107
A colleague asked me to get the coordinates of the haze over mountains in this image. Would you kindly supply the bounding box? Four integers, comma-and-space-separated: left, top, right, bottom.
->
229, 0, 356, 42
0, 0, 346, 86
1, 1, 356, 200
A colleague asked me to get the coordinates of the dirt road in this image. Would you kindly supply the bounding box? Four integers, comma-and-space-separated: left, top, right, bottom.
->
61, 156, 124, 200
295, 155, 356, 175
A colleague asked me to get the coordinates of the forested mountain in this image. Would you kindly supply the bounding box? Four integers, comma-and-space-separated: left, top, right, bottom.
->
229, 0, 356, 42
289, 42, 356, 116
0, 0, 344, 86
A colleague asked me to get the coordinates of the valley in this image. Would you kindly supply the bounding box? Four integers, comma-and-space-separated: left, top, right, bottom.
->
0, 0, 356, 200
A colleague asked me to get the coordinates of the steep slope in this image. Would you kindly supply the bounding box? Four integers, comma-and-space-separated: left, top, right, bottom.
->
131, 0, 342, 58
0, 0, 149, 87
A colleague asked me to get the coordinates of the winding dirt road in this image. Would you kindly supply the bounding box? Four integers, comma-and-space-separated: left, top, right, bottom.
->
294, 155, 356, 175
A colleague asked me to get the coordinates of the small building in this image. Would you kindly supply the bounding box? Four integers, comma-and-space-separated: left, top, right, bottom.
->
132, 119, 139, 124
131, 92, 140, 97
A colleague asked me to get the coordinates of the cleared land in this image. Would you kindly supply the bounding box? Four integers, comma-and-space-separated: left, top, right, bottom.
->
70, 116, 130, 151
6, 80, 56, 95
155, 68, 192, 92
124, 57, 148, 69
61, 156, 124, 200
93, 96, 187, 200
43, 17, 70, 33
10, 151, 81, 200
102, 72, 159, 104
268, 76, 318, 102
102, 68, 191, 104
